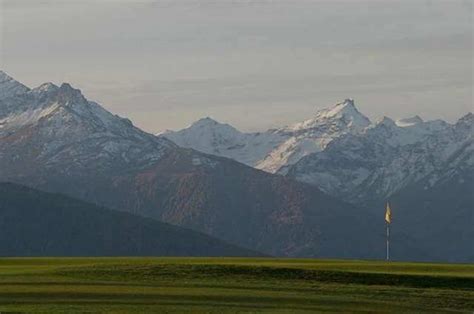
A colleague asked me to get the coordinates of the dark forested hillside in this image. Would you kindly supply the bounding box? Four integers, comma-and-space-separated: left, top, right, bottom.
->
0, 183, 261, 257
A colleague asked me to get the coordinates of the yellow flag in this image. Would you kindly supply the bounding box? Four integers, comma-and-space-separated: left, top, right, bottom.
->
385, 202, 392, 224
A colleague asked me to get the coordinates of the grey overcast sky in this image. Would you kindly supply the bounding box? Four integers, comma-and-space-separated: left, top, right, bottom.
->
0, 0, 472, 132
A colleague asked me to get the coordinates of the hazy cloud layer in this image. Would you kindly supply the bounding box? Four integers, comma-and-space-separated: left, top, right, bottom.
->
1, 0, 472, 132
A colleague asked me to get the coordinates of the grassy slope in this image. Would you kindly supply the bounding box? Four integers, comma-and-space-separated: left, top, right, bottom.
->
0, 258, 472, 313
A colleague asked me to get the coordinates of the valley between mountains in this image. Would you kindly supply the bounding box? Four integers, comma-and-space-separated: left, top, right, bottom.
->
0, 71, 472, 262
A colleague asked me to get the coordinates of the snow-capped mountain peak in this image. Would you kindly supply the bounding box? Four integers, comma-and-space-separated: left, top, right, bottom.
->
1, 81, 93, 125
317, 98, 359, 119
191, 116, 221, 127
457, 112, 473, 126
32, 82, 59, 94
162, 116, 278, 166
57, 83, 86, 101
1, 73, 174, 176
317, 98, 369, 126
287, 99, 370, 132
254, 99, 371, 173
0, 70, 30, 99
375, 116, 397, 127
367, 115, 452, 147
454, 113, 474, 137
166, 116, 244, 144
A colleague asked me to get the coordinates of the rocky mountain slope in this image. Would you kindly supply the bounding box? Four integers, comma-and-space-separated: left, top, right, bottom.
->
0, 71, 382, 258
0, 71, 29, 99
382, 158, 474, 263
287, 113, 473, 205
0, 182, 261, 257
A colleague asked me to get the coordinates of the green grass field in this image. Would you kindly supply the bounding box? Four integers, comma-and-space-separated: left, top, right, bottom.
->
0, 257, 473, 313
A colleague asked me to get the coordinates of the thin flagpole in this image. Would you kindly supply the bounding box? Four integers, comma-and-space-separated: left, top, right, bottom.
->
386, 223, 390, 261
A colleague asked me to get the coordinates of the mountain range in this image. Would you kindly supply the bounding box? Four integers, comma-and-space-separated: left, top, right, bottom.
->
0, 71, 382, 259
161, 99, 473, 206
1, 70, 472, 262
161, 98, 370, 174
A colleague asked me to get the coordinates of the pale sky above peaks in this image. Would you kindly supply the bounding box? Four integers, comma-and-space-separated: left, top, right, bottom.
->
0, 0, 472, 133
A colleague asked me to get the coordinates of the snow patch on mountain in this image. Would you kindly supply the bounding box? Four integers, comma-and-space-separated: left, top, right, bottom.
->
0, 102, 60, 131
396, 115, 423, 127
32, 82, 59, 94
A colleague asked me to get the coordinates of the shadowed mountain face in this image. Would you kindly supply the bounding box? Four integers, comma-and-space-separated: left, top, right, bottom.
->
0, 183, 262, 257
0, 71, 383, 259
385, 153, 474, 263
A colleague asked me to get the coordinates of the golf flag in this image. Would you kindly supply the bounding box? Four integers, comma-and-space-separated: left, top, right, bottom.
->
385, 202, 392, 224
